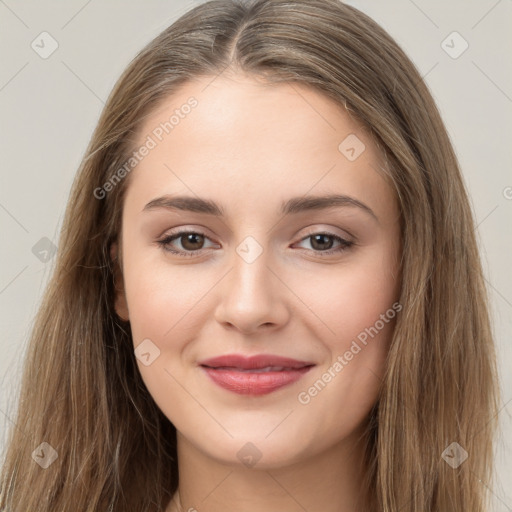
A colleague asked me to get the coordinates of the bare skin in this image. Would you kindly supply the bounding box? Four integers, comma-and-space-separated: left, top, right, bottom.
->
112, 71, 401, 512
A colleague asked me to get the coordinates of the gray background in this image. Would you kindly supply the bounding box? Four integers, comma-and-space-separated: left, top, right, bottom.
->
0, 0, 511, 508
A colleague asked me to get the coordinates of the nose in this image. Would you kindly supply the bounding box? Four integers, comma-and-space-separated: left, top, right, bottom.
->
213, 245, 290, 335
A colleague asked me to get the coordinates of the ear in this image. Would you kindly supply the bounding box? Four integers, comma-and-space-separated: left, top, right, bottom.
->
110, 242, 130, 322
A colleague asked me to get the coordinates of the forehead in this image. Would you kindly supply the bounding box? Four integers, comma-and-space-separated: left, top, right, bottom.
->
137, 72, 367, 152
125, 73, 395, 218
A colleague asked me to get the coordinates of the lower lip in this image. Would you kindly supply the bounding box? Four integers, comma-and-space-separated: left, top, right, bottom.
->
201, 366, 313, 395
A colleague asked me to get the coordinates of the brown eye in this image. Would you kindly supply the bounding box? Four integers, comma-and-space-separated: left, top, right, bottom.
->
157, 231, 216, 257
295, 232, 354, 256
157, 230, 353, 259
310, 234, 335, 251
179, 233, 205, 251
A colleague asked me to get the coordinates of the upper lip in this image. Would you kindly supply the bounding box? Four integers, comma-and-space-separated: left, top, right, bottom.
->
199, 354, 315, 370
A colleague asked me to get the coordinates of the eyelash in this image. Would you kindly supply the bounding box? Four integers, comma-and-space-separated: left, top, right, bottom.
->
156, 230, 354, 258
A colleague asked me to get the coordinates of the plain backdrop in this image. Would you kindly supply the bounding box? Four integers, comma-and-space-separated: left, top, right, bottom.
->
0, 0, 511, 508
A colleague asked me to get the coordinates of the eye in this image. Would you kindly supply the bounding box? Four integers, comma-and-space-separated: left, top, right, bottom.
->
157, 230, 217, 257
294, 232, 354, 256
156, 230, 354, 258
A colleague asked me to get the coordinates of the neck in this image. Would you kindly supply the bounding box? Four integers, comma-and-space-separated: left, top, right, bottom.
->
167, 424, 372, 512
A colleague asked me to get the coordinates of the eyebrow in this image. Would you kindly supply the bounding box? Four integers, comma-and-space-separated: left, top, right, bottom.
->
143, 194, 378, 221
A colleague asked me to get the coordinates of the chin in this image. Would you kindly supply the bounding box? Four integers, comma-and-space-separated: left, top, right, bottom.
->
196, 430, 315, 470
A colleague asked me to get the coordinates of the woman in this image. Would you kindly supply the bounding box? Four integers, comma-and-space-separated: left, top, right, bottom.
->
0, 0, 500, 510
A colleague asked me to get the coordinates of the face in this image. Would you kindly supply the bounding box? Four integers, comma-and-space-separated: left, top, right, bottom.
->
113, 72, 401, 469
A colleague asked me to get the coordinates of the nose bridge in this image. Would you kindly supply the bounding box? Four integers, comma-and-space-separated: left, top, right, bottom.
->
231, 234, 275, 309
214, 233, 287, 332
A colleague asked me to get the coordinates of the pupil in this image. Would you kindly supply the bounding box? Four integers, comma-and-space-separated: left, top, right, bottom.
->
312, 234, 333, 250
183, 233, 203, 250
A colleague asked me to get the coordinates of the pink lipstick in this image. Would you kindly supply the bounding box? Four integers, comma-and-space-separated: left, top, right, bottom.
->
199, 354, 315, 395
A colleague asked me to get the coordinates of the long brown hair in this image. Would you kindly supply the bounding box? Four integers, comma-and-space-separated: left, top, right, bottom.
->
0, 1, 500, 510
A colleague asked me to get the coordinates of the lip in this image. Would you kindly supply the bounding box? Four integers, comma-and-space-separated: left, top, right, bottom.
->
199, 354, 315, 395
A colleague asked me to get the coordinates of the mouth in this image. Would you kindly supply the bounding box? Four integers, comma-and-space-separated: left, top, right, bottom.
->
199, 354, 315, 395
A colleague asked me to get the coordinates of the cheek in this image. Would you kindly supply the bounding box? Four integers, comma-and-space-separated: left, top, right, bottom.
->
122, 243, 209, 343
299, 242, 400, 353
290, 244, 399, 424
122, 261, 212, 427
